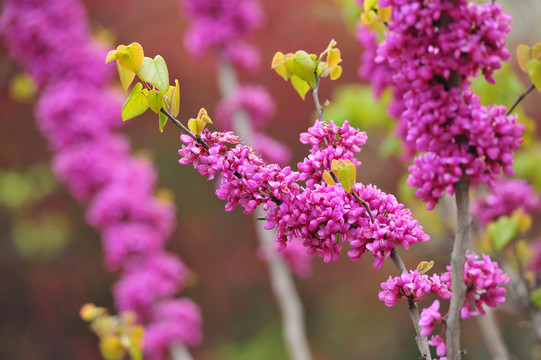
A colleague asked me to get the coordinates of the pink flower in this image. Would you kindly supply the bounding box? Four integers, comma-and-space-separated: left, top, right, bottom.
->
419, 300, 443, 337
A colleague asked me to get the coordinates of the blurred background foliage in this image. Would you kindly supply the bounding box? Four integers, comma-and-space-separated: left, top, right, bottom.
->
1, 0, 541, 359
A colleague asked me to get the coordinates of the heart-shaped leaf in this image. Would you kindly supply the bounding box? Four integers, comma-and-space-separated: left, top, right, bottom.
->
137, 55, 169, 93
116, 42, 144, 73
121, 82, 149, 121
188, 118, 206, 134
169, 79, 180, 117
527, 59, 541, 91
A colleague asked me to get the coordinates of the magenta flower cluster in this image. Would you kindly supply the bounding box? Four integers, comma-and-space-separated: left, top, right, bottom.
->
181, 0, 264, 70
370, 0, 524, 209
472, 177, 540, 225
0, 0, 202, 357
379, 270, 451, 307
179, 120, 430, 268
381, 252, 508, 359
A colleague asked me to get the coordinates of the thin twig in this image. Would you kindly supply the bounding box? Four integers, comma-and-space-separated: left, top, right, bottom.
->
311, 76, 324, 122
446, 177, 472, 360
352, 191, 375, 223
170, 343, 194, 360
390, 249, 433, 360
159, 108, 210, 150
477, 308, 510, 360
506, 84, 535, 116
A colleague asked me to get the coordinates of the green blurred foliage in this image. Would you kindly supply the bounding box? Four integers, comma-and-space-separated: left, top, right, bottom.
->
13, 213, 70, 260
219, 324, 287, 360
0, 164, 70, 260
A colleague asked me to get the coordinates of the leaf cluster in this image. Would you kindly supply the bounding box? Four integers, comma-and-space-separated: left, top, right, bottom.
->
106, 42, 180, 132
271, 40, 343, 99
517, 43, 541, 91
80, 303, 144, 360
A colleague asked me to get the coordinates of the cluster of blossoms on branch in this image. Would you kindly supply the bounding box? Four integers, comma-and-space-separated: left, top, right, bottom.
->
379, 252, 509, 359
360, 0, 524, 210
0, 0, 202, 358
179, 120, 429, 268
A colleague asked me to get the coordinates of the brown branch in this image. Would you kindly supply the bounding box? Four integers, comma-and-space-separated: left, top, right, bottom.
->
506, 84, 535, 116
159, 108, 210, 150
390, 250, 432, 360
446, 177, 472, 360
311, 76, 324, 122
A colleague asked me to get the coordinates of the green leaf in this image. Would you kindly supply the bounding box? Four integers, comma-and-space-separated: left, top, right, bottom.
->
158, 111, 168, 133
117, 62, 136, 93
517, 44, 531, 72
137, 55, 169, 93
531, 288, 541, 309
290, 75, 310, 100
293, 50, 316, 86
487, 215, 519, 252
147, 89, 163, 113
336, 162, 356, 193
99, 336, 126, 360
121, 82, 149, 121
527, 59, 541, 91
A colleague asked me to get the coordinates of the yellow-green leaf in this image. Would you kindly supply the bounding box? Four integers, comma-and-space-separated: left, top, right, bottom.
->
511, 209, 532, 234
271, 52, 290, 81
197, 108, 212, 123
158, 111, 168, 133
137, 55, 169, 93
293, 50, 316, 86
115, 42, 144, 73
147, 89, 163, 113
416, 260, 434, 274
330, 65, 343, 80
170, 79, 180, 117
327, 48, 341, 68
379, 6, 392, 22
117, 62, 136, 93
121, 82, 149, 121
323, 171, 336, 186
533, 43, 541, 61
99, 336, 126, 360
364, 0, 378, 12
105, 49, 117, 64
336, 161, 356, 193
188, 118, 206, 134
517, 44, 531, 72
290, 75, 310, 100
527, 59, 541, 91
